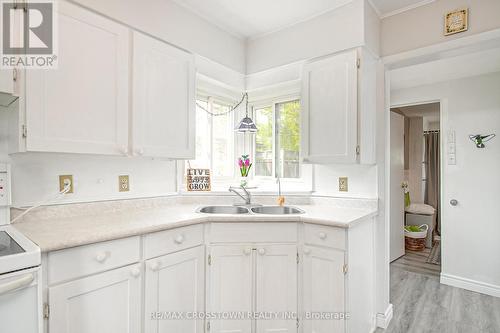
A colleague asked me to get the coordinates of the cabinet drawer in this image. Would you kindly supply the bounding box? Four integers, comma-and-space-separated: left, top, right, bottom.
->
304, 224, 345, 250
143, 224, 204, 259
48, 236, 140, 284
210, 223, 297, 243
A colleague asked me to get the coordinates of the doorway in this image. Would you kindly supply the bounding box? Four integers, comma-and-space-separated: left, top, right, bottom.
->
389, 102, 441, 277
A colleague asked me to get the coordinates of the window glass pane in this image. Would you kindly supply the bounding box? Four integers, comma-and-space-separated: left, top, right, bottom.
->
278, 100, 300, 178
255, 106, 273, 177
190, 99, 211, 169
212, 102, 234, 178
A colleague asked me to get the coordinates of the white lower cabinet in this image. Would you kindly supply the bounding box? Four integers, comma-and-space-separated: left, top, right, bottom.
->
44, 221, 374, 333
48, 263, 142, 333
302, 246, 346, 333
207, 244, 298, 333
145, 245, 205, 333
207, 245, 253, 333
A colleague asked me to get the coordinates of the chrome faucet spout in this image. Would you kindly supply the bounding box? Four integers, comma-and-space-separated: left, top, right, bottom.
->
229, 186, 252, 205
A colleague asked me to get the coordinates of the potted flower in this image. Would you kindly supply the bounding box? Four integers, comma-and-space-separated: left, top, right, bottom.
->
238, 155, 252, 187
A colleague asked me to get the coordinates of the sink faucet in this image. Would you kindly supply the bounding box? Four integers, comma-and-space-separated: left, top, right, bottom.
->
276, 177, 285, 206
229, 185, 252, 205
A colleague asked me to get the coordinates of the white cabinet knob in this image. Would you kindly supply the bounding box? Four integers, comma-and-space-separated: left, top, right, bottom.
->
304, 248, 311, 255
243, 248, 252, 255
150, 262, 160, 272
95, 252, 108, 263
130, 267, 141, 278
318, 232, 327, 240
258, 248, 266, 255
136, 148, 144, 156
174, 234, 185, 244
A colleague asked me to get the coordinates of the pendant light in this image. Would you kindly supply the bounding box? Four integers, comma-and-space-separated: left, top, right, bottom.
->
235, 93, 258, 133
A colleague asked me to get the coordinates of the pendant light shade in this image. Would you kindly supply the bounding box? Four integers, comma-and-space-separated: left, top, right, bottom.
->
235, 93, 258, 133
236, 116, 258, 133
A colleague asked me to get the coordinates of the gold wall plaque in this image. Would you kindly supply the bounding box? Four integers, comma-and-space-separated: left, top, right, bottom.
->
445, 8, 468, 36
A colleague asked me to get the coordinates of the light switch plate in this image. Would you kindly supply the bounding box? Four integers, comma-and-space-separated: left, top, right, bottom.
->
339, 177, 348, 192
119, 175, 130, 192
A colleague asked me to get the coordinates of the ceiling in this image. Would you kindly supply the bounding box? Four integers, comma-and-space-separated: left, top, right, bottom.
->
172, 0, 433, 39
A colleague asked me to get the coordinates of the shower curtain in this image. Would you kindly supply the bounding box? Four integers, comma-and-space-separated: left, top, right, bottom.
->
424, 132, 440, 235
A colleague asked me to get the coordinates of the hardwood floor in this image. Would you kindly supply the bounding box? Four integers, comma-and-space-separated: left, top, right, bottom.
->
391, 248, 441, 278
375, 266, 500, 333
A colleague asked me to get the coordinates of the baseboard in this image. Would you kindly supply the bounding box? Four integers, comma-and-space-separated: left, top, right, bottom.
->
376, 303, 393, 329
441, 273, 500, 298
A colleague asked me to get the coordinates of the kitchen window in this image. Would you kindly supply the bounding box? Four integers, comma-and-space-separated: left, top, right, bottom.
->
183, 94, 311, 192
254, 99, 301, 179
187, 97, 235, 179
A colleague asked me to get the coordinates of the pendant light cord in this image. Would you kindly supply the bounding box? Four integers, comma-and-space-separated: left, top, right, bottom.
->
196, 92, 248, 117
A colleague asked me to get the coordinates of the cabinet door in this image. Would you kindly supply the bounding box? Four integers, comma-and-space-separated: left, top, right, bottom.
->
208, 245, 253, 333
302, 246, 345, 333
0, 69, 14, 95
255, 244, 297, 333
25, 1, 129, 155
132, 32, 195, 159
49, 264, 141, 333
145, 245, 205, 333
301, 50, 358, 164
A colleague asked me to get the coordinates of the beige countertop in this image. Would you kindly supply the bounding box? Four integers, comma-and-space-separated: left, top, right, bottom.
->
12, 197, 378, 252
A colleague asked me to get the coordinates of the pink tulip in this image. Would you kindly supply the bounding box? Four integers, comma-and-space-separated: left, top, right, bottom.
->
238, 159, 243, 167
245, 159, 250, 166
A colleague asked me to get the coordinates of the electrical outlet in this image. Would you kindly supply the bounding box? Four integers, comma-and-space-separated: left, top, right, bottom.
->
119, 175, 130, 192
339, 177, 348, 192
59, 175, 74, 194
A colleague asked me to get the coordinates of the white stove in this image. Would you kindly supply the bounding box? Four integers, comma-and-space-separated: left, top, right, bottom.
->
0, 163, 42, 333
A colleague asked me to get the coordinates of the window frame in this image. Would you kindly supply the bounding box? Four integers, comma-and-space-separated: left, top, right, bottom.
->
251, 94, 303, 182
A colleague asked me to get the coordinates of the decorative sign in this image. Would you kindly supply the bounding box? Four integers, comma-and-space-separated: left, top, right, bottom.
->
186, 169, 211, 191
444, 8, 468, 36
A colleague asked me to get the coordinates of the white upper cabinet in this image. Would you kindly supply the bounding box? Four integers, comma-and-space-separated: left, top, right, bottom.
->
49, 264, 142, 333
23, 1, 129, 155
301, 50, 358, 164
132, 32, 195, 159
145, 245, 205, 333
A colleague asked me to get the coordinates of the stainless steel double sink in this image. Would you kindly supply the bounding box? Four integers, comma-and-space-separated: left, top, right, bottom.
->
197, 205, 304, 215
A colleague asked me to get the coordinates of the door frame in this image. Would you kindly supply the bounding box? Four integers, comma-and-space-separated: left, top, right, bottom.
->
378, 28, 500, 328
388, 99, 446, 264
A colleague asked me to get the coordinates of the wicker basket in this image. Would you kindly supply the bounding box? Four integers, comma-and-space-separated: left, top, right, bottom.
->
404, 224, 428, 252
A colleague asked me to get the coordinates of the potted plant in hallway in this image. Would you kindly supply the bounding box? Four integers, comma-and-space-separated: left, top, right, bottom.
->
404, 224, 429, 251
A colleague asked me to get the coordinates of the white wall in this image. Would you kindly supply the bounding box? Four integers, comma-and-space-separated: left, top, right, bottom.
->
381, 0, 500, 57
392, 71, 500, 295
408, 117, 423, 203
246, 0, 365, 74
72, 0, 246, 73
314, 164, 378, 198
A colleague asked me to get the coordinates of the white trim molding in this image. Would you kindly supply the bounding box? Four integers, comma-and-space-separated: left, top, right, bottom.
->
379, 0, 436, 19
441, 274, 500, 298
376, 303, 393, 328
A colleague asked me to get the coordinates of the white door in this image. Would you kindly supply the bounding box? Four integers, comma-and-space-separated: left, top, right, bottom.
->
255, 244, 297, 333
390, 112, 405, 261
145, 245, 205, 333
25, 1, 129, 155
208, 245, 253, 333
302, 246, 345, 333
49, 264, 141, 333
132, 32, 195, 159
301, 50, 358, 164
